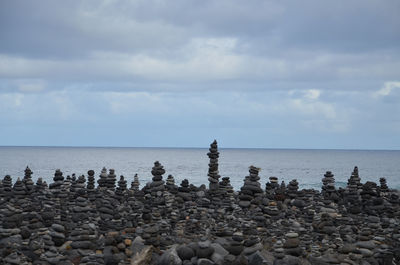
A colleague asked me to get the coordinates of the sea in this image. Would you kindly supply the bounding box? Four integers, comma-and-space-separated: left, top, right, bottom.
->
0, 147, 399, 190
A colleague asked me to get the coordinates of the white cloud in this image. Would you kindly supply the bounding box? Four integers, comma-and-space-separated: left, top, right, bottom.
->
374, 81, 400, 97
304, 89, 321, 100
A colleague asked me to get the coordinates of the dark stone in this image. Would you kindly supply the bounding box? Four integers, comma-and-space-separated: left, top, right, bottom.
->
178, 245, 195, 261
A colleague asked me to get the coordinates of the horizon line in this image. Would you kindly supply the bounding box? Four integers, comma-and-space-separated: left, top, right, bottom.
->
0, 144, 399, 152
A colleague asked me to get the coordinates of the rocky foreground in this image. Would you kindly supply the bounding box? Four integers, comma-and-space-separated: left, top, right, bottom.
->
0, 141, 399, 265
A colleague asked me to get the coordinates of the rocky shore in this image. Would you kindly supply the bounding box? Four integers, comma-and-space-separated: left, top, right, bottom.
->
0, 140, 399, 265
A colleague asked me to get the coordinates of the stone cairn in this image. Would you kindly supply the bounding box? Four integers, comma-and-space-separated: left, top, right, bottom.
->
348, 166, 362, 190
150, 161, 166, 193
207, 140, 221, 193
0, 143, 399, 265
321, 171, 337, 202
379, 177, 389, 194
130, 173, 140, 192
87, 170, 95, 190
115, 175, 127, 199
165, 174, 178, 194
219, 177, 235, 207
265, 176, 279, 199
106, 169, 117, 190
49, 169, 64, 190
345, 167, 362, 212
97, 167, 108, 189
23, 166, 34, 194
238, 166, 263, 208
286, 179, 299, 199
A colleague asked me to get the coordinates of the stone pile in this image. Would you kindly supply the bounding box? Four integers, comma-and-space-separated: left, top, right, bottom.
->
130, 173, 140, 192
49, 169, 64, 190
207, 140, 221, 192
149, 161, 165, 193
238, 166, 263, 208
106, 169, 117, 190
286, 179, 299, 199
165, 174, 178, 194
322, 171, 337, 202
0, 141, 399, 265
87, 170, 95, 190
97, 167, 108, 188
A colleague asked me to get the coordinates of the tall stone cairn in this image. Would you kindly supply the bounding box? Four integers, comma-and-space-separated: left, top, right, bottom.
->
87, 170, 95, 190
23, 166, 34, 195
130, 174, 140, 192
106, 169, 117, 190
150, 161, 166, 193
97, 167, 108, 188
347, 166, 362, 190
321, 171, 336, 201
207, 140, 221, 192
23, 166, 33, 182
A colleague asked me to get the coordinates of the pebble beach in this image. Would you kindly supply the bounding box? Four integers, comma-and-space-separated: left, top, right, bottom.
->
0, 140, 399, 265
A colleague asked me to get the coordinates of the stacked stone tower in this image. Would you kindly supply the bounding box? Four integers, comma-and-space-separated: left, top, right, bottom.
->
207, 140, 221, 192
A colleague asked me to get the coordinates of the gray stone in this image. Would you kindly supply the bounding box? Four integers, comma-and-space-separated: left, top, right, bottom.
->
177, 245, 195, 261
355, 241, 376, 250
210, 243, 229, 264
160, 245, 183, 265
197, 258, 214, 265
243, 242, 263, 255
248, 251, 271, 265
131, 236, 146, 256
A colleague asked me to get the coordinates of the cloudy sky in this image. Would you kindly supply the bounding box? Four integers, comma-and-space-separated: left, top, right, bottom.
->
1, 0, 399, 149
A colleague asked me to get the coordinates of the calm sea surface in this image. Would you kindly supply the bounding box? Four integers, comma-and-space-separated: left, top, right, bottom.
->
0, 147, 399, 190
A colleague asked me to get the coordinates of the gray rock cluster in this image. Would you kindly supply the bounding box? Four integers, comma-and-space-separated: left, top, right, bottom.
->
0, 141, 399, 265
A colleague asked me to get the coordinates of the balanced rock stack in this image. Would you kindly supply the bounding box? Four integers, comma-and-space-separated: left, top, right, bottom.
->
97, 167, 108, 188
165, 174, 178, 194
130, 173, 140, 192
348, 166, 362, 189
49, 169, 64, 190
2, 175, 13, 196
219, 177, 234, 207
207, 140, 221, 192
116, 175, 127, 198
265, 176, 279, 199
23, 166, 34, 194
238, 166, 263, 208
86, 170, 95, 190
13, 178, 26, 198
226, 233, 244, 256
379, 177, 389, 194
284, 232, 302, 257
150, 161, 166, 193
287, 179, 299, 199
321, 171, 337, 202
106, 169, 117, 190
75, 174, 86, 194
177, 179, 192, 202
35, 177, 47, 193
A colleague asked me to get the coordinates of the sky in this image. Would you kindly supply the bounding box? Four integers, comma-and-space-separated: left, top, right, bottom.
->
0, 0, 399, 149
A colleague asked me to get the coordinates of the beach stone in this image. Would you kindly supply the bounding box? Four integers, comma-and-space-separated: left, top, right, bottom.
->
243, 242, 263, 255
178, 245, 195, 260
248, 251, 270, 265
207, 140, 221, 192
159, 245, 182, 265
197, 258, 214, 265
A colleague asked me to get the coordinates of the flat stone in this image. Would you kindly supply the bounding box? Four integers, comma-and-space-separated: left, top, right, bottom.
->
285, 233, 298, 238
355, 241, 376, 250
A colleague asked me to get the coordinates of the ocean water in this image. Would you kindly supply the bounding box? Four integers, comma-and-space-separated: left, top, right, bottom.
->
0, 147, 399, 190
